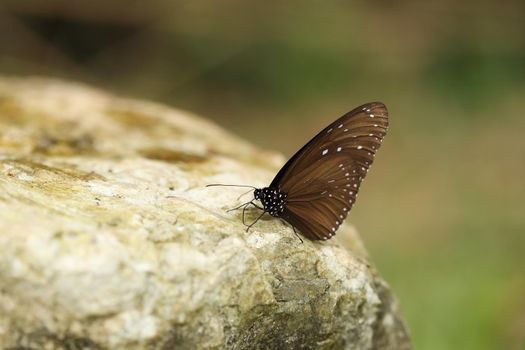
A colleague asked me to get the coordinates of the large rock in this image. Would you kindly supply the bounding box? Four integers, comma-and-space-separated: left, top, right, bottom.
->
0, 77, 411, 349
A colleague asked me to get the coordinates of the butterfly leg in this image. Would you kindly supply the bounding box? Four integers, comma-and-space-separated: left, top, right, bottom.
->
226, 200, 253, 213
292, 226, 303, 244
278, 219, 303, 243
241, 202, 252, 226
236, 189, 254, 201
226, 201, 266, 228
245, 210, 266, 232
241, 202, 266, 226
251, 203, 264, 210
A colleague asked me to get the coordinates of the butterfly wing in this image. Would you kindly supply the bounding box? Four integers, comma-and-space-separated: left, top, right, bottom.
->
274, 102, 389, 240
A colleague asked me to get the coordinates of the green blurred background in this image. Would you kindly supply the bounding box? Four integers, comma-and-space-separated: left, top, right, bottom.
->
1, 1, 523, 348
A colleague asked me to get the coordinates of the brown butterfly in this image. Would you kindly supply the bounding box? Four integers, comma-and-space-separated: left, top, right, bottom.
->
209, 102, 389, 240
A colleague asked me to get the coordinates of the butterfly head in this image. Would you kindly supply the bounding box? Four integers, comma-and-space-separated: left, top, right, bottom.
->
254, 187, 287, 217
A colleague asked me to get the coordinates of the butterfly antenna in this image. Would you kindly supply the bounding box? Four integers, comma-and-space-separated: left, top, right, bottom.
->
206, 184, 257, 189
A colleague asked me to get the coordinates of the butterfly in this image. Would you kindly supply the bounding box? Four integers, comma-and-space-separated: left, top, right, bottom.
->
208, 102, 388, 240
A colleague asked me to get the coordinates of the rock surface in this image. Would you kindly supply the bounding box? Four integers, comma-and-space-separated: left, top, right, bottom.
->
0, 76, 411, 350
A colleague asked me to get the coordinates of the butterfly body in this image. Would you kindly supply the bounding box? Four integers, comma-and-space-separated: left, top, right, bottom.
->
210, 102, 388, 241
254, 187, 287, 217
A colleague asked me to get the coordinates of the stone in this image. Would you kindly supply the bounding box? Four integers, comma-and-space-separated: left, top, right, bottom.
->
0, 76, 412, 349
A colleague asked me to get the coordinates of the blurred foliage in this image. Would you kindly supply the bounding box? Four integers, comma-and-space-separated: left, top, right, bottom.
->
424, 41, 525, 108
1, 1, 524, 349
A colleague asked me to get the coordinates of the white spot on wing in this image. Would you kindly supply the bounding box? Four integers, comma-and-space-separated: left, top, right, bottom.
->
337, 147, 342, 152
322, 149, 328, 155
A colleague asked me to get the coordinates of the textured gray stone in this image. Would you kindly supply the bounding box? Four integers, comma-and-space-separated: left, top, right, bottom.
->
0, 77, 411, 349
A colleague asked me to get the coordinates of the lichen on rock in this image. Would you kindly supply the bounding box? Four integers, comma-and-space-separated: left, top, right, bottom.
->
0, 77, 411, 349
